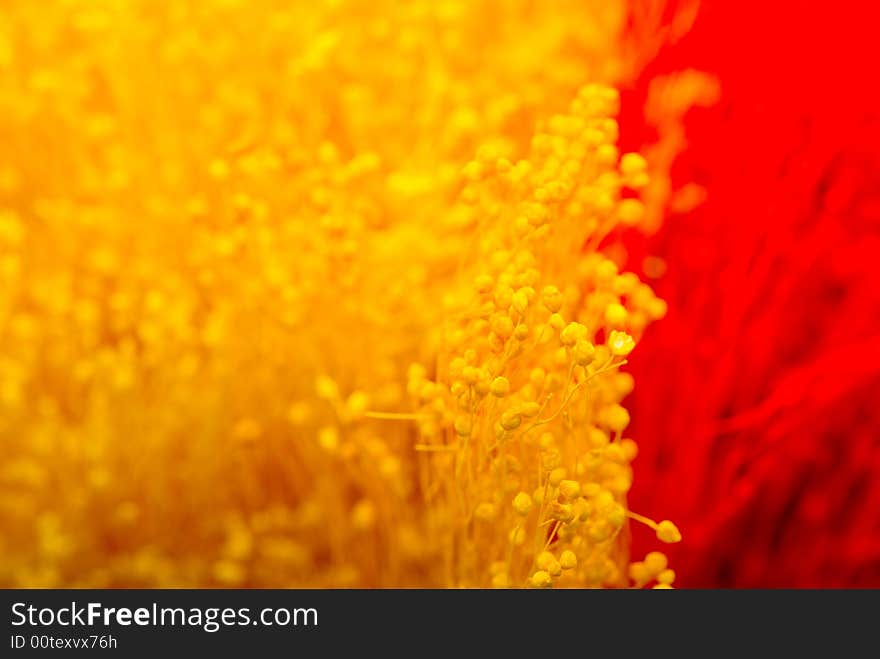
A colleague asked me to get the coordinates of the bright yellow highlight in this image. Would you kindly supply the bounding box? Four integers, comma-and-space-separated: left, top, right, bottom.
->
0, 0, 708, 587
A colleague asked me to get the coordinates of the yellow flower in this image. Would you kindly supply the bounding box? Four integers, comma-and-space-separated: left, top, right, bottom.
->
608, 330, 636, 356
0, 0, 709, 588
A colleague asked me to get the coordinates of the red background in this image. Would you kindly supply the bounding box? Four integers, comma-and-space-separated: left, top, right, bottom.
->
623, 2, 880, 587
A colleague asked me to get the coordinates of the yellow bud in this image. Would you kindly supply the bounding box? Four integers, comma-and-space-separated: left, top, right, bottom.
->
606, 503, 625, 528
572, 339, 596, 365
519, 401, 541, 418
549, 502, 574, 523
454, 415, 472, 437
512, 491, 533, 516
548, 467, 567, 486
494, 286, 514, 309
541, 285, 563, 312
560, 321, 587, 346
532, 486, 545, 505
617, 198, 645, 226
474, 376, 491, 396
608, 476, 632, 497
500, 410, 522, 430
629, 172, 650, 189
605, 404, 630, 433
588, 426, 610, 449
647, 297, 668, 320
620, 152, 647, 176
629, 561, 650, 584
345, 391, 370, 420
607, 330, 635, 356
537, 551, 562, 577
621, 438, 639, 461
657, 569, 676, 585
656, 520, 682, 544
558, 480, 581, 501
536, 551, 554, 570
529, 570, 553, 589
644, 551, 668, 575
604, 443, 626, 463
596, 144, 618, 166
604, 302, 628, 327
490, 376, 510, 397
491, 314, 515, 339
596, 259, 619, 283
462, 159, 486, 181
447, 359, 465, 378
559, 550, 578, 570
613, 273, 640, 296
512, 290, 529, 314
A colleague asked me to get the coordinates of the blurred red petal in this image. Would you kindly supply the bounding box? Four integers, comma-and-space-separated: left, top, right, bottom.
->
625, 1, 880, 587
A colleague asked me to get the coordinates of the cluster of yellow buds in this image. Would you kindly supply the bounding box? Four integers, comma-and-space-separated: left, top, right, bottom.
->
0, 0, 702, 587
403, 85, 680, 587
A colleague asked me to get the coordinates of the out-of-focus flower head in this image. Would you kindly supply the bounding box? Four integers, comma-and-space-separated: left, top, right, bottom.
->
0, 0, 711, 587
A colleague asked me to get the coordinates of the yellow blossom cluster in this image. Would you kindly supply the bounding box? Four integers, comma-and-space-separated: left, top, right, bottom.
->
402, 86, 681, 588
0, 0, 701, 587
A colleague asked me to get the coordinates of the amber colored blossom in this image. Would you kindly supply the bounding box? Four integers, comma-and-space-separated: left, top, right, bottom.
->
0, 1, 709, 587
